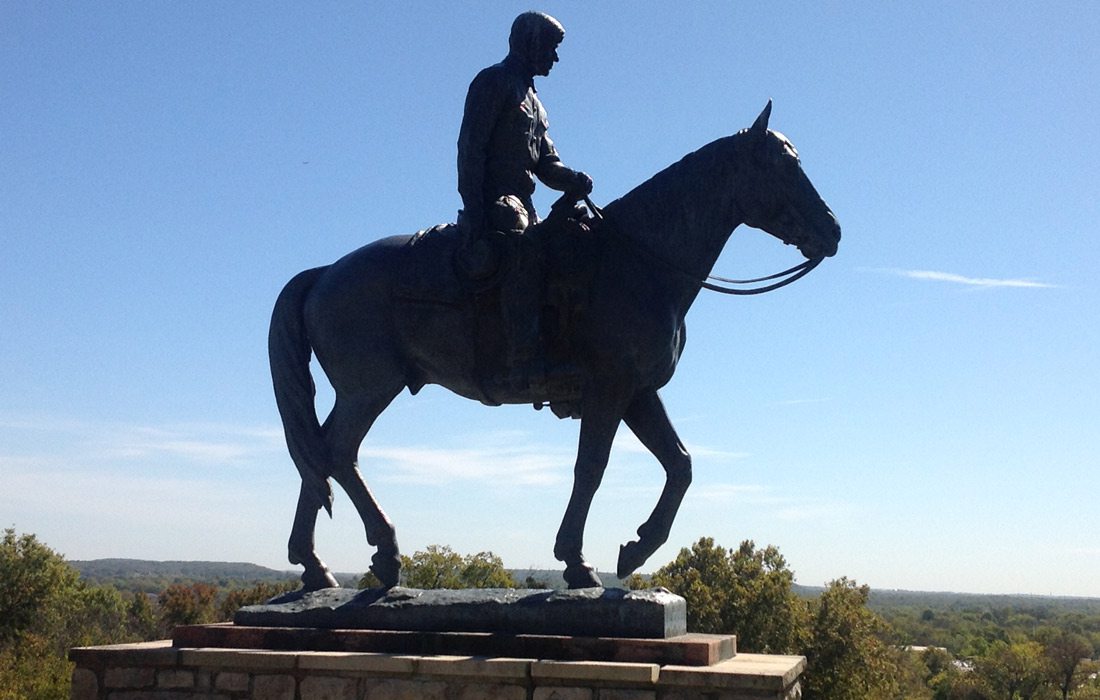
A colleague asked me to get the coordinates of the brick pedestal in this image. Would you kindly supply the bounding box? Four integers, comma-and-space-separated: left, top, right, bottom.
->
69, 638, 804, 700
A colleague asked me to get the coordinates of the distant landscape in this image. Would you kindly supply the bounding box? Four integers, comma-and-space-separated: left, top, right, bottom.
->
70, 558, 1100, 612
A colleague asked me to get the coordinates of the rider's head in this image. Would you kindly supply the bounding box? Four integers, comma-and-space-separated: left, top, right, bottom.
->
508, 12, 565, 77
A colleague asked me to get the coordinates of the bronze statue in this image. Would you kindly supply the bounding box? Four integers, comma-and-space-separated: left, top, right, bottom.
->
269, 101, 840, 591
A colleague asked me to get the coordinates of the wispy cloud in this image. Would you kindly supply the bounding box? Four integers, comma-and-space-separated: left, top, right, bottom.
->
96, 425, 284, 463
888, 269, 1057, 288
694, 483, 768, 502
365, 443, 569, 486
690, 481, 846, 523
0, 415, 285, 469
767, 398, 831, 407
611, 433, 748, 462
1, 414, 750, 502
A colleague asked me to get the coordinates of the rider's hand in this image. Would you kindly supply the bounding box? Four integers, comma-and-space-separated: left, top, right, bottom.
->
572, 170, 594, 196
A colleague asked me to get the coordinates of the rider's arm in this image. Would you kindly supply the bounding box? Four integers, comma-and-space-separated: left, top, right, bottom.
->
534, 133, 592, 195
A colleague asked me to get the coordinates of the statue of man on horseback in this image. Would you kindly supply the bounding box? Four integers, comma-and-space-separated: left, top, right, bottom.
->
266, 9, 840, 594
457, 12, 594, 391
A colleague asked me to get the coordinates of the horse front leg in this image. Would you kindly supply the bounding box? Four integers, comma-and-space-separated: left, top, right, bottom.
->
616, 390, 692, 579
554, 390, 627, 589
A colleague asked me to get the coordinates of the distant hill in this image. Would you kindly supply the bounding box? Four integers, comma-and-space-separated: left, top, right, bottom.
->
69, 560, 612, 592
792, 582, 1100, 613
71, 559, 291, 581
69, 559, 357, 592
864, 587, 1100, 614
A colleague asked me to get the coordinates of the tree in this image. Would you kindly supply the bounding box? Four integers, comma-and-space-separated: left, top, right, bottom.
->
801, 577, 900, 700
0, 529, 83, 648
979, 639, 1051, 700
358, 545, 519, 590
649, 536, 733, 633
1044, 631, 1093, 700
217, 580, 299, 621
0, 528, 132, 700
455, 550, 517, 589
157, 582, 218, 632
649, 537, 807, 653
126, 592, 158, 641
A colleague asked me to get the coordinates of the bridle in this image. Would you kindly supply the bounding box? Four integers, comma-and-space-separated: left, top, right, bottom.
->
583, 195, 824, 296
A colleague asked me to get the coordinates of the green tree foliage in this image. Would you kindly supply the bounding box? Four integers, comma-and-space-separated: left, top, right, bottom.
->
358, 545, 519, 590
216, 580, 299, 621
0, 529, 134, 700
1071, 661, 1100, 699
521, 575, 551, 589
156, 582, 218, 633
930, 662, 996, 700
801, 577, 900, 700
649, 537, 807, 653
1044, 631, 1093, 700
646, 539, 908, 698
126, 592, 158, 641
979, 639, 1051, 700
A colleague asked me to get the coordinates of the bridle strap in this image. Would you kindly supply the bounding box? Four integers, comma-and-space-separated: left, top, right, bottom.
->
584, 195, 823, 296
701, 257, 822, 295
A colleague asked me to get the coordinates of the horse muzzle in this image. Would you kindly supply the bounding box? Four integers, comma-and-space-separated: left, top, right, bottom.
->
797, 212, 840, 260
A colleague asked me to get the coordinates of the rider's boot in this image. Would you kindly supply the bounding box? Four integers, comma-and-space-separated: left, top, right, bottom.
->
499, 235, 547, 394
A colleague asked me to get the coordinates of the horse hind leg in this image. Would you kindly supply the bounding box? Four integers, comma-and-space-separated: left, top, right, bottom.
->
323, 384, 404, 588
288, 485, 340, 591
616, 390, 692, 579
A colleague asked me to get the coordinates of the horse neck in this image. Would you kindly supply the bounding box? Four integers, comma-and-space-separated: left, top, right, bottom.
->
603, 136, 746, 291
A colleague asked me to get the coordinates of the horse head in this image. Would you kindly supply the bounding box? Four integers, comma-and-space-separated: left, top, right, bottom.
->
738, 102, 841, 260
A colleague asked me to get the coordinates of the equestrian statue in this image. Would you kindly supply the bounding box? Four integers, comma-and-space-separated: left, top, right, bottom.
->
269, 12, 841, 591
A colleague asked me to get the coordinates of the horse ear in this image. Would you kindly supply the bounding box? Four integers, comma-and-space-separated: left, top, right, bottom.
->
750, 100, 772, 135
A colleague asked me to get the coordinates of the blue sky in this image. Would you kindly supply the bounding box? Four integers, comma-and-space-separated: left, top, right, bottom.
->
3, 3, 1098, 596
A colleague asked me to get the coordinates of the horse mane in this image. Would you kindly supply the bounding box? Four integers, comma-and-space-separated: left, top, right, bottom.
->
601, 131, 747, 269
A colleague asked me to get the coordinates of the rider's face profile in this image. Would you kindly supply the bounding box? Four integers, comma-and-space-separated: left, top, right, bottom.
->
530, 37, 560, 77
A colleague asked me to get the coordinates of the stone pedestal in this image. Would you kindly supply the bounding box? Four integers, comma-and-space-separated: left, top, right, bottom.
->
69, 588, 804, 699
69, 639, 804, 700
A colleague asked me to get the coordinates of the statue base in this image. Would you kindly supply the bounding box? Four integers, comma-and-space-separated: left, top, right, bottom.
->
70, 637, 805, 700
175, 624, 734, 667
69, 587, 804, 699
235, 586, 687, 639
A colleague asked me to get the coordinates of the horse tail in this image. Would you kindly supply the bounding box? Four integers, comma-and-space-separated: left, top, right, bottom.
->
268, 266, 334, 516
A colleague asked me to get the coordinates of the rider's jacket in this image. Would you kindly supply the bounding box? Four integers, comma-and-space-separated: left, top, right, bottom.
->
457, 54, 566, 228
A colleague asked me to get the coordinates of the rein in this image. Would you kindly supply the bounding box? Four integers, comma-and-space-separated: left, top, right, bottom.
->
583, 195, 823, 296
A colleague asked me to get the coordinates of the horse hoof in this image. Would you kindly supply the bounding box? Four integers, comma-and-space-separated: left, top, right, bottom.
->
370, 552, 401, 589
301, 567, 340, 591
617, 540, 649, 579
563, 563, 603, 589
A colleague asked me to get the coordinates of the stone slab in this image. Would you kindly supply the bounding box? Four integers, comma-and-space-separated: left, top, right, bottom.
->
658, 653, 807, 691
234, 586, 687, 639
173, 625, 735, 667
69, 639, 179, 667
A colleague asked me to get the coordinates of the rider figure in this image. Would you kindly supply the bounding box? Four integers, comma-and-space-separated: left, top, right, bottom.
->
456, 11, 593, 390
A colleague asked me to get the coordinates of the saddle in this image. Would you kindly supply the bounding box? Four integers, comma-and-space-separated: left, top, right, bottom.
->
394, 214, 598, 416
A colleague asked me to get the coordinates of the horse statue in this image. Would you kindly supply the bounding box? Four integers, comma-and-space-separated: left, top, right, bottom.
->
269, 103, 840, 591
